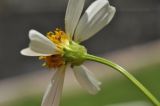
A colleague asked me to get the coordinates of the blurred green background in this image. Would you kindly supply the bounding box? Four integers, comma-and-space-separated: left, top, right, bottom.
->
3, 63, 160, 106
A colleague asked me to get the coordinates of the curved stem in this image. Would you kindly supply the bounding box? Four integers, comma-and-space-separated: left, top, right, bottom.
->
85, 54, 160, 106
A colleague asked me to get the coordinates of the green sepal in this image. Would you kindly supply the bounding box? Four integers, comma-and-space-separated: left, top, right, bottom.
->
63, 41, 87, 66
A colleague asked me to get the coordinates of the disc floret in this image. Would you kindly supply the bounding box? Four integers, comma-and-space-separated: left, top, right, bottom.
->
40, 28, 87, 68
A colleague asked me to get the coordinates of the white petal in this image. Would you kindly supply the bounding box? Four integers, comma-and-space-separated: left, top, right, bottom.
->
29, 29, 57, 54
74, 0, 116, 42
73, 65, 101, 95
65, 0, 85, 38
20, 48, 52, 56
41, 66, 66, 106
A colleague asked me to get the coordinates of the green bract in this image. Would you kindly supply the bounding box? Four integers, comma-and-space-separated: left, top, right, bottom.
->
63, 41, 87, 66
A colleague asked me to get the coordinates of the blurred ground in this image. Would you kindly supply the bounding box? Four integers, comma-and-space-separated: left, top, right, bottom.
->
0, 40, 160, 105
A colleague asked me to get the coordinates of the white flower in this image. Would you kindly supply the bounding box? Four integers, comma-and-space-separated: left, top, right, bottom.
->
21, 0, 116, 106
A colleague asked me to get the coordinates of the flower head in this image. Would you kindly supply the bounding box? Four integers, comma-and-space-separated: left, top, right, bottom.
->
21, 0, 116, 106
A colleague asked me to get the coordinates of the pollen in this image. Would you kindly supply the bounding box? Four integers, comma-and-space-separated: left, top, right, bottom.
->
46, 28, 69, 49
39, 55, 65, 68
39, 28, 69, 68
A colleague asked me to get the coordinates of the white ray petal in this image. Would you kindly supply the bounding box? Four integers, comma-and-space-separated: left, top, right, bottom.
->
29, 29, 57, 55
65, 0, 85, 38
74, 0, 116, 42
73, 65, 101, 95
41, 66, 66, 106
20, 48, 52, 56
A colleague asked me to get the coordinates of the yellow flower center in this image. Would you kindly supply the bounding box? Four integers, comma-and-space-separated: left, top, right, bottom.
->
39, 55, 65, 68
47, 28, 70, 50
39, 28, 70, 68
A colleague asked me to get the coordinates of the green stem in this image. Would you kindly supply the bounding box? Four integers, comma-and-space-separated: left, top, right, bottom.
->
85, 54, 160, 106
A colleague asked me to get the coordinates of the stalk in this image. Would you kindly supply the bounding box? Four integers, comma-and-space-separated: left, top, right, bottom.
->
85, 54, 160, 106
